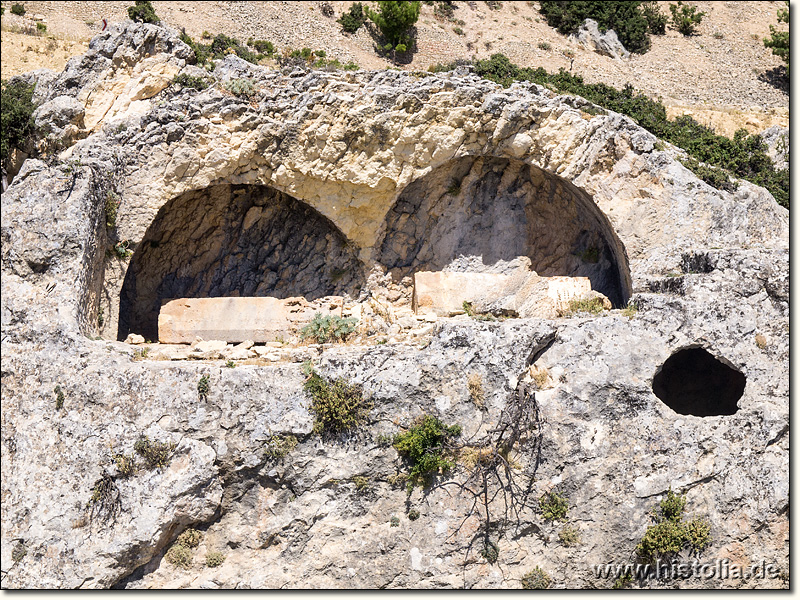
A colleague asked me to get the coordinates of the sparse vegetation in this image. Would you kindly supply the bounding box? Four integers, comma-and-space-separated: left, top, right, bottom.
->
54, 384, 65, 410
352, 475, 371, 492
11, 4, 26, 16
537, 41, 552, 51
408, 508, 420, 520
87, 474, 121, 523
177, 528, 203, 548
264, 434, 298, 459
635, 489, 712, 563
393, 415, 462, 490
558, 296, 605, 317
480, 540, 499, 563
621, 300, 639, 319
223, 78, 257, 99
205, 551, 225, 567
1, 80, 36, 167
134, 436, 176, 470
530, 365, 550, 389
539, 490, 569, 521
669, 1, 705, 36
303, 365, 372, 436
36, 22, 46, 33
612, 572, 633, 589
132, 346, 150, 360
521, 566, 552, 589
113, 240, 133, 259
11, 542, 27, 562
225, 359, 236, 368
127, 0, 160, 24
755, 333, 767, 349
165, 542, 193, 568
105, 192, 120, 228
113, 452, 137, 478
559, 524, 581, 546
467, 373, 485, 408
172, 73, 209, 91
390, 515, 400, 527
197, 374, 210, 400
300, 313, 358, 344
462, 300, 497, 321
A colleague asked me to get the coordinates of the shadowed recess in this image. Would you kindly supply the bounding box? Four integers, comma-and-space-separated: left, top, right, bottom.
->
118, 184, 365, 341
652, 347, 745, 417
376, 156, 631, 306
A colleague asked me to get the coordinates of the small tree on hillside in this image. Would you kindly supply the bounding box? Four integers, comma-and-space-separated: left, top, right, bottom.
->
128, 0, 160, 24
764, 1, 789, 72
366, 1, 421, 61
668, 1, 705, 36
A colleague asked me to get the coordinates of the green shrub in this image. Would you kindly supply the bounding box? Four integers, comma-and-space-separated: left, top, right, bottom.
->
470, 54, 788, 208
366, 1, 421, 55
113, 240, 133, 259
54, 384, 65, 410
352, 475, 371, 492
641, 1, 667, 34
682, 517, 712, 552
11, 542, 27, 562
408, 508, 420, 520
113, 452, 137, 478
105, 192, 120, 228
764, 1, 789, 71
339, 2, 367, 33
300, 313, 358, 344
669, 1, 705, 36
481, 540, 499, 563
264, 434, 298, 459
248, 39, 276, 56
1, 80, 36, 166
658, 488, 686, 521
205, 551, 225, 567
177, 528, 203, 548
197, 374, 210, 400
304, 368, 372, 436
36, 22, 46, 33
559, 524, 581, 546
538, 1, 654, 54
128, 0, 160, 24
539, 490, 569, 521
11, 4, 25, 16
390, 515, 400, 527
538, 41, 552, 50
612, 572, 633, 589
172, 73, 209, 91
134, 436, 176, 470
635, 490, 712, 563
179, 31, 211, 66
521, 566, 551, 589
165, 543, 193, 568
223, 78, 256, 99
484, 1, 502, 9
393, 415, 461, 490
453, 26, 464, 35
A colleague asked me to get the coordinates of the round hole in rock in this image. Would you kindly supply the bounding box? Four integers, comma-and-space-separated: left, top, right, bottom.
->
376, 156, 631, 306
652, 348, 745, 416
117, 184, 365, 341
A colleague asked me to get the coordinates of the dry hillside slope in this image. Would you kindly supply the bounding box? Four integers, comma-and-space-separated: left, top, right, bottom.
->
0, 1, 789, 135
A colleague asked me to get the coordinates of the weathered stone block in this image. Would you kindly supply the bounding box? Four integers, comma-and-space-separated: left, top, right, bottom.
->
158, 297, 314, 343
412, 271, 511, 317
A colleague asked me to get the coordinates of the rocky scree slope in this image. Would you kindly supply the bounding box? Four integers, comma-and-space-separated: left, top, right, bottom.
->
0, 22, 789, 589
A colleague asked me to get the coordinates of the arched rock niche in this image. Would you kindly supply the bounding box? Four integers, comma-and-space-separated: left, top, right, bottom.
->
118, 184, 365, 341
377, 156, 630, 306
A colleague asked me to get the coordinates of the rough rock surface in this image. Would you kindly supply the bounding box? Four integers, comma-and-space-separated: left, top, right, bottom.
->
0, 22, 788, 589
570, 19, 631, 60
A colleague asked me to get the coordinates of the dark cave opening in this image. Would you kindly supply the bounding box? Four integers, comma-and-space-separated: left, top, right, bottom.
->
652, 348, 745, 417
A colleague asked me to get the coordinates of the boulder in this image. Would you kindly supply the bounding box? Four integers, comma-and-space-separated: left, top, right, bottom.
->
570, 18, 630, 60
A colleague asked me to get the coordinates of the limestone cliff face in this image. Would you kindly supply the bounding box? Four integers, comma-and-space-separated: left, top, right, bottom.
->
0, 22, 788, 589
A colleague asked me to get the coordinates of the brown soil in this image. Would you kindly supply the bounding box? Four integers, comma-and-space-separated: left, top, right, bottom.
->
1, 1, 788, 135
